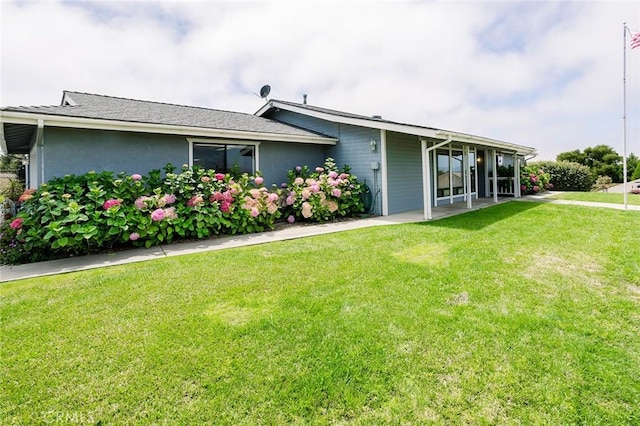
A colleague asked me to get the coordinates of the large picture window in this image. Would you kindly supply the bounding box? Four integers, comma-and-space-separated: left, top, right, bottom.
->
192, 143, 255, 174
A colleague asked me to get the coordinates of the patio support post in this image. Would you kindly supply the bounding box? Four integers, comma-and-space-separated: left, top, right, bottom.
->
37, 119, 44, 186
421, 139, 431, 220
464, 145, 472, 209
380, 129, 389, 216
514, 154, 521, 198
492, 149, 498, 203
421, 136, 452, 220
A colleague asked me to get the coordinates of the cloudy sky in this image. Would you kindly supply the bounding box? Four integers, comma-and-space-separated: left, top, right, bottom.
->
1, 0, 639, 160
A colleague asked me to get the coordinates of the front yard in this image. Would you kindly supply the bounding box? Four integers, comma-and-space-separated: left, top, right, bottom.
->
1, 202, 639, 424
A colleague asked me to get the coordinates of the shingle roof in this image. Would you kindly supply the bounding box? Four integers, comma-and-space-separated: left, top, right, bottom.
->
2, 91, 329, 139
268, 99, 439, 131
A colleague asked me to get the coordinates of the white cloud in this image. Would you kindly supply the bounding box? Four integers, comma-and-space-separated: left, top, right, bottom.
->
1, 0, 639, 160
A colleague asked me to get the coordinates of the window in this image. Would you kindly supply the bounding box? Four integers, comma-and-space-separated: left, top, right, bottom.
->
469, 151, 476, 193
452, 151, 464, 195
437, 152, 450, 197
192, 143, 255, 174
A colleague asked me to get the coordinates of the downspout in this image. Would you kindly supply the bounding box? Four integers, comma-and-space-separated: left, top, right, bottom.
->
37, 119, 44, 186
422, 136, 452, 220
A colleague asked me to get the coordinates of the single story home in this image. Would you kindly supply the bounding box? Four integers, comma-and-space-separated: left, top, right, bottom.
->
1, 91, 536, 219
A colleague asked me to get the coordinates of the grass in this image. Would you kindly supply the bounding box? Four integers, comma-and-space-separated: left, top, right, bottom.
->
1, 202, 639, 424
549, 191, 640, 206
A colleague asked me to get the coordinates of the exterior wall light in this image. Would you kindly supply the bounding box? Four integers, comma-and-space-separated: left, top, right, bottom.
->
370, 139, 377, 151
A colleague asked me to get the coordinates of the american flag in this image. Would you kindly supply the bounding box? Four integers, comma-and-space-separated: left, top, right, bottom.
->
631, 31, 640, 49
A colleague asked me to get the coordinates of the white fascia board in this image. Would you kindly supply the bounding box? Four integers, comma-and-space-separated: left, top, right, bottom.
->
258, 101, 441, 138
0, 111, 337, 145
434, 130, 536, 156
0, 119, 7, 155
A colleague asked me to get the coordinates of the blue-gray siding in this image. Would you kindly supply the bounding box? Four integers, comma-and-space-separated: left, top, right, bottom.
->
266, 111, 384, 215
386, 131, 423, 214
41, 127, 326, 188
43, 127, 188, 181
259, 142, 326, 187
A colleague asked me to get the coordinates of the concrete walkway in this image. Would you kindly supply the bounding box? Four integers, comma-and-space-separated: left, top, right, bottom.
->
1, 195, 636, 283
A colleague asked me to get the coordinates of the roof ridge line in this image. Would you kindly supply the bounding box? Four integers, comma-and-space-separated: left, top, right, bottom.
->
63, 90, 260, 117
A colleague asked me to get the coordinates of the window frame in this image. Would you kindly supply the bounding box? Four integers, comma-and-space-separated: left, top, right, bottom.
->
187, 138, 260, 175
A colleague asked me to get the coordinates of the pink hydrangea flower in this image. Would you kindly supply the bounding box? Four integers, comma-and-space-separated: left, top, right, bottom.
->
103, 199, 121, 210
286, 195, 295, 205
163, 207, 178, 220
281, 182, 287, 188
131, 173, 142, 181
267, 193, 279, 203
533, 185, 540, 192
310, 184, 320, 193
267, 203, 278, 214
250, 207, 260, 217
201, 176, 211, 183
294, 177, 304, 185
332, 188, 342, 197
187, 195, 204, 207
521, 185, 527, 191
295, 166, 302, 172
151, 208, 165, 221
215, 173, 225, 181
129, 232, 140, 241
287, 215, 295, 224
134, 196, 148, 210
254, 176, 264, 185
163, 194, 176, 205
301, 202, 313, 218
315, 167, 324, 173
221, 201, 231, 213
328, 171, 338, 179
9, 218, 23, 230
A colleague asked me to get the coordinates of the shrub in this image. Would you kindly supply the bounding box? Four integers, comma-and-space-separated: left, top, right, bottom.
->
592, 175, 613, 192
520, 165, 552, 195
529, 161, 593, 192
281, 158, 365, 223
1, 159, 365, 265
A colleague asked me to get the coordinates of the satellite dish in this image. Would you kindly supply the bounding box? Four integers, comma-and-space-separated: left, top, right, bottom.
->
259, 85, 271, 99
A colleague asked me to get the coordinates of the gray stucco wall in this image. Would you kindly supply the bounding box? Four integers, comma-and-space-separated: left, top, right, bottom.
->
42, 127, 189, 181
386, 131, 423, 214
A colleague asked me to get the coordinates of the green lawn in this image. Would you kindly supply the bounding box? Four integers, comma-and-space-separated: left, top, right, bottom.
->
550, 191, 640, 205
2, 202, 639, 424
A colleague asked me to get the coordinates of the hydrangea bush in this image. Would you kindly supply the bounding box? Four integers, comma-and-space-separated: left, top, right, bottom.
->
0, 159, 365, 265
281, 158, 365, 223
520, 165, 552, 195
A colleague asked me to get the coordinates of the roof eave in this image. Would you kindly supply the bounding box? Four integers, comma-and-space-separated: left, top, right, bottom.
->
259, 100, 536, 155
0, 110, 337, 145
256, 100, 441, 138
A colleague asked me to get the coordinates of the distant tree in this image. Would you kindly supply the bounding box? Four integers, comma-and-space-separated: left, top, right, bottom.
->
632, 162, 640, 181
557, 149, 586, 164
557, 145, 624, 182
0, 154, 23, 171
626, 153, 638, 180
